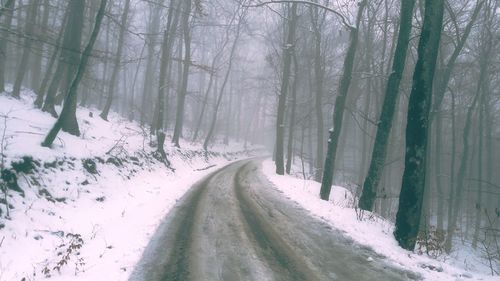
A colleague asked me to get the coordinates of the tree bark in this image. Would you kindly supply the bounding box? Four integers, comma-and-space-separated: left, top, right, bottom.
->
394, 0, 445, 251
358, 0, 416, 211
42, 0, 107, 147
42, 0, 85, 117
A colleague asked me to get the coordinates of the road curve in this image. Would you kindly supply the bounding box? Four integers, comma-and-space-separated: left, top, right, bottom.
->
130, 159, 419, 281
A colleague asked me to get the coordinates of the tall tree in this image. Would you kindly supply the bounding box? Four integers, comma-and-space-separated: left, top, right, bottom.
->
42, 0, 85, 117
100, 0, 131, 121
172, 0, 192, 147
358, 0, 416, 211
42, 0, 108, 147
275, 3, 298, 175
0, 0, 15, 92
154, 0, 182, 155
310, 5, 326, 182
203, 7, 246, 151
394, 0, 445, 250
11, 0, 37, 98
319, 0, 367, 200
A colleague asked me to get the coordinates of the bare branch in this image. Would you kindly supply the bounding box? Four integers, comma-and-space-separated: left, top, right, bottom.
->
245, 0, 354, 29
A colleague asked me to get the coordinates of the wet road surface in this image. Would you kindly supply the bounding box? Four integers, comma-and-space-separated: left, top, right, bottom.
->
130, 159, 419, 281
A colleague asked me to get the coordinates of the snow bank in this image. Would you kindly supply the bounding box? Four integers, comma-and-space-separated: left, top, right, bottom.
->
0, 89, 261, 280
261, 159, 496, 281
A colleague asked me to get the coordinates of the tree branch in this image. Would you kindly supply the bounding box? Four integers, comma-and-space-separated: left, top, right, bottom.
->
245, 0, 354, 29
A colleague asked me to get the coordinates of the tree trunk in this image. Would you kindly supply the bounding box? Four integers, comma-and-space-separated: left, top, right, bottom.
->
320, 0, 367, 200
203, 8, 245, 151
394, 0, 445, 251
445, 32, 492, 251
0, 0, 15, 92
286, 53, 299, 175
139, 1, 162, 126
358, 0, 416, 211
43, 0, 85, 117
42, 0, 107, 147
310, 6, 325, 182
100, 0, 131, 121
34, 10, 67, 108
154, 0, 181, 153
172, 0, 192, 147
12, 0, 37, 98
275, 3, 298, 175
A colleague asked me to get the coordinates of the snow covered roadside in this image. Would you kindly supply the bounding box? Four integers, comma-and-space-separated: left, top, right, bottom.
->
0, 89, 261, 281
261, 159, 495, 281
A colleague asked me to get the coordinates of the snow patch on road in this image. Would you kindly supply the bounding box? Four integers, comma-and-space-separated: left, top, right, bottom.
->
261, 159, 495, 281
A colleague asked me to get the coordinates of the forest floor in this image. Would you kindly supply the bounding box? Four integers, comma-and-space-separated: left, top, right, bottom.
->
0, 88, 261, 281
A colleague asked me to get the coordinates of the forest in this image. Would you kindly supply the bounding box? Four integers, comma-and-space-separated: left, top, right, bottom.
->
0, 0, 499, 270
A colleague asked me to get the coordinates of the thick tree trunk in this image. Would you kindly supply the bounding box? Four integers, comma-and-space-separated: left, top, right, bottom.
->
394, 0, 445, 251
42, 0, 107, 147
43, 0, 85, 117
319, 0, 366, 200
358, 0, 416, 211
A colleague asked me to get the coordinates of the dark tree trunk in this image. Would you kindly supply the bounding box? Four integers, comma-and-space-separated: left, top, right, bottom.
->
43, 0, 85, 117
358, 0, 416, 211
275, 3, 297, 175
154, 0, 181, 154
320, 0, 366, 200
394, 0, 445, 251
100, 0, 131, 121
42, 0, 107, 147
172, 0, 192, 147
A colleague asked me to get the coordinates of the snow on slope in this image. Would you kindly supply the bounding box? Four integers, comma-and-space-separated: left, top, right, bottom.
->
261, 159, 497, 281
0, 88, 260, 281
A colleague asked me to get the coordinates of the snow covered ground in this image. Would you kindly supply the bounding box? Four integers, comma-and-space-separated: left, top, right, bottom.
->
0, 88, 261, 281
262, 159, 497, 281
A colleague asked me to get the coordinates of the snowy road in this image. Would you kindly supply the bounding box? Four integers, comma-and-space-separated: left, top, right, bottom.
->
130, 159, 418, 281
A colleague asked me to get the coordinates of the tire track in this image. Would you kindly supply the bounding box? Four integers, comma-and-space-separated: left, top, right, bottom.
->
234, 162, 321, 281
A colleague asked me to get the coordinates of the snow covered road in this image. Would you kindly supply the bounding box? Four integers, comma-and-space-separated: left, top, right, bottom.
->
130, 159, 418, 281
